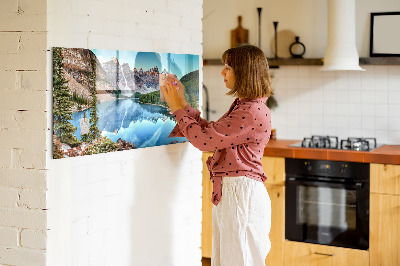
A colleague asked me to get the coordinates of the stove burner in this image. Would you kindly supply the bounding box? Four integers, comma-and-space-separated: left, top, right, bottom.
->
301, 135, 339, 149
340, 137, 377, 151
295, 136, 378, 151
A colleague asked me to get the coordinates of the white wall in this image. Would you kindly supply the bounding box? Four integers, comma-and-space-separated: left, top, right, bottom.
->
0, 0, 48, 265
46, 0, 203, 266
203, 0, 400, 145
203, 0, 400, 58
204, 65, 400, 144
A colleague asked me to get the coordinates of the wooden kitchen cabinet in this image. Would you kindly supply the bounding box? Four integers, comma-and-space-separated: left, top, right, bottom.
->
202, 152, 213, 258
370, 163, 400, 266
370, 163, 400, 195
262, 156, 285, 266
201, 154, 286, 265
261, 156, 285, 186
284, 241, 369, 266
264, 184, 285, 266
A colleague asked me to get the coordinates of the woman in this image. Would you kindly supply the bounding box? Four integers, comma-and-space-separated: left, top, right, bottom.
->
161, 44, 273, 266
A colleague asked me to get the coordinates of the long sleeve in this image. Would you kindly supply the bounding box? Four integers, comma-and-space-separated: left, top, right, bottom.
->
168, 104, 210, 137
172, 105, 257, 152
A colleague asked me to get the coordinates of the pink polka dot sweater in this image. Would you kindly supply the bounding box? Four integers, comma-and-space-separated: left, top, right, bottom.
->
169, 97, 272, 206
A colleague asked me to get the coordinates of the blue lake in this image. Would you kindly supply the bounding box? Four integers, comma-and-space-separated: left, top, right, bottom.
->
71, 98, 187, 149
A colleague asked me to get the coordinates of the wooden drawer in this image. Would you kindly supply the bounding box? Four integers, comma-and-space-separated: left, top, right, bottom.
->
284, 241, 369, 266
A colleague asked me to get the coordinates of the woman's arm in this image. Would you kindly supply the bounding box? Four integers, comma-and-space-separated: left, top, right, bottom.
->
162, 75, 211, 137
172, 106, 257, 152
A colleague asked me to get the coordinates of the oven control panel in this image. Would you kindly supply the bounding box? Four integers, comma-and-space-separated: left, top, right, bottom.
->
286, 158, 369, 180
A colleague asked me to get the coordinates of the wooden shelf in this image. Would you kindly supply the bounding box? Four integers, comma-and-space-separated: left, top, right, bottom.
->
359, 57, 400, 65
203, 58, 323, 67
268, 58, 323, 67
203, 57, 400, 67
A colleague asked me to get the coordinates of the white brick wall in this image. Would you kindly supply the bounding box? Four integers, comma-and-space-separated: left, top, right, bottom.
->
46, 1, 203, 266
0, 0, 48, 265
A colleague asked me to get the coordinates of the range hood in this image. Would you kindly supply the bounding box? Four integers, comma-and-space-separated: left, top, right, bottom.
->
320, 0, 365, 71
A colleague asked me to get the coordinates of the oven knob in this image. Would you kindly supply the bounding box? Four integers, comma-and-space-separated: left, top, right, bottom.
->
340, 164, 347, 174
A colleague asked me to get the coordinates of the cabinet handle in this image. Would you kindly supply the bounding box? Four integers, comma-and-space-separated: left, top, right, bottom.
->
313, 252, 335, 257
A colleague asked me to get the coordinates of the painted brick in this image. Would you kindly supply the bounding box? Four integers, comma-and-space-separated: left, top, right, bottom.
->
166, 0, 190, 12
0, 13, 46, 32
19, 32, 47, 54
130, 0, 167, 13
20, 150, 46, 170
20, 229, 46, 249
0, 0, 18, 13
88, 1, 124, 21
16, 70, 47, 91
0, 187, 19, 208
118, 36, 154, 52
105, 178, 123, 196
0, 71, 16, 92
19, 0, 47, 15
189, 3, 203, 19
0, 110, 47, 131
0, 227, 19, 247
0, 50, 47, 72
151, 11, 180, 27
180, 16, 202, 30
0, 149, 11, 169
0, 168, 47, 189
0, 90, 46, 111
171, 28, 193, 42
19, 189, 46, 209
0, 247, 45, 266
191, 31, 203, 44
0, 129, 46, 151
0, 208, 46, 230
190, 160, 202, 174
0, 33, 20, 54
87, 212, 109, 233
71, 218, 88, 237
11, 148, 22, 169
134, 24, 169, 41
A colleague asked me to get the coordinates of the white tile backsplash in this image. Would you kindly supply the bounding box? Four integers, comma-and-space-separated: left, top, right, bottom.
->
204, 65, 400, 144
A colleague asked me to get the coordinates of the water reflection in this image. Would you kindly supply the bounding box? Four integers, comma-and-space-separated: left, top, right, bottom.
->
71, 98, 187, 148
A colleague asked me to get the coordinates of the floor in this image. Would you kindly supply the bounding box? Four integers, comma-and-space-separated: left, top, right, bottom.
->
202, 257, 211, 266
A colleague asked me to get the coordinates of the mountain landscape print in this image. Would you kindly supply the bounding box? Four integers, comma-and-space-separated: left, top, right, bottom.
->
52, 47, 200, 159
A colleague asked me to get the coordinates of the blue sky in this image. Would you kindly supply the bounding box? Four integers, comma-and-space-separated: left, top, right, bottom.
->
91, 49, 199, 77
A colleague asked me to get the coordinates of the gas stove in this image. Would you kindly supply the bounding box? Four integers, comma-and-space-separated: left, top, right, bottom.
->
289, 135, 381, 151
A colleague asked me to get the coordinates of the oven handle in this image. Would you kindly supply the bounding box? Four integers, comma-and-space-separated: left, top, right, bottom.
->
286, 177, 364, 189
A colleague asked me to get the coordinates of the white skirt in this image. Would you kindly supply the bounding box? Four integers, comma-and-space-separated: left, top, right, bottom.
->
212, 176, 271, 266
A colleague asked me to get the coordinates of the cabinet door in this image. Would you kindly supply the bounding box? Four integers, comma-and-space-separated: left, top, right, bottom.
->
284, 241, 369, 266
370, 163, 400, 195
370, 193, 400, 266
202, 152, 213, 258
265, 184, 285, 266
262, 156, 285, 186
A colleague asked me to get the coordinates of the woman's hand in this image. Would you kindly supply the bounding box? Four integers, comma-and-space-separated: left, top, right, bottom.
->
168, 75, 187, 108
161, 76, 184, 113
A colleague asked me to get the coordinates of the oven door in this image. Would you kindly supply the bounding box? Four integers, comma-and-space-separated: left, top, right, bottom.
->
285, 177, 369, 250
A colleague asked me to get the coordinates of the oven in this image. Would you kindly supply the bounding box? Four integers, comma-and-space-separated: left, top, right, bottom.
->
285, 158, 370, 250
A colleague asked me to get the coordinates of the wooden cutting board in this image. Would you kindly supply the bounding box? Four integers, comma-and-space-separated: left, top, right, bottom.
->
231, 16, 249, 48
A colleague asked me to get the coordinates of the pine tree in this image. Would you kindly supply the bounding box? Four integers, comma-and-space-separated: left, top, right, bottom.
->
88, 56, 100, 142
52, 47, 80, 148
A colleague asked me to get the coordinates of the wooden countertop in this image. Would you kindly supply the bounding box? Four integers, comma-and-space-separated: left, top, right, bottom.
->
263, 139, 400, 165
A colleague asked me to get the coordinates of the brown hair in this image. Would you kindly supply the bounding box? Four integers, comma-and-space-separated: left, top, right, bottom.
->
221, 44, 273, 99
